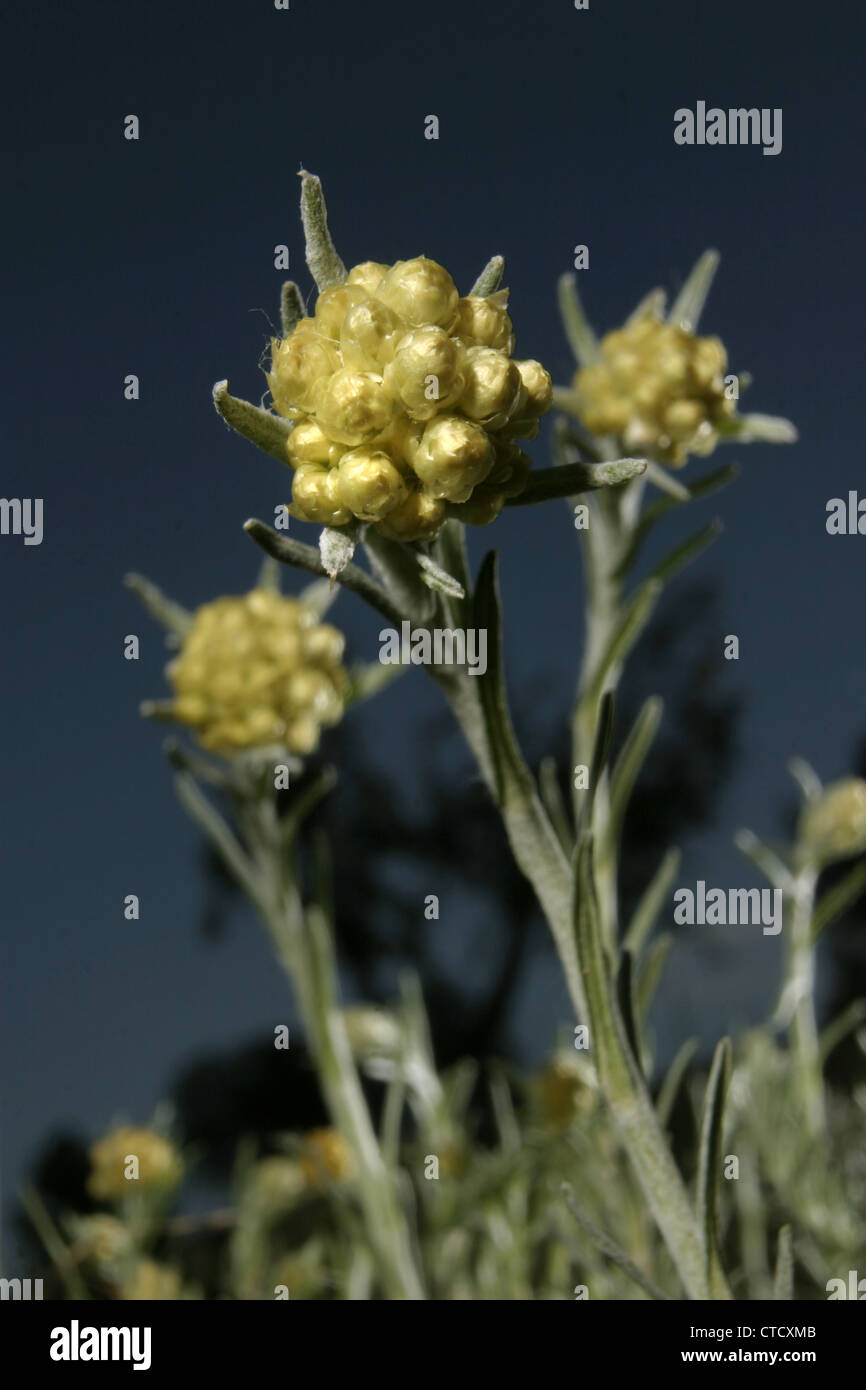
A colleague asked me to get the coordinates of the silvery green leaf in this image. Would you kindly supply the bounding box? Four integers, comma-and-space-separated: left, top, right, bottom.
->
417, 552, 465, 599
298, 577, 338, 616
788, 756, 823, 804
720, 413, 798, 444
213, 380, 293, 464
627, 288, 666, 324
280, 280, 307, 337
319, 524, 357, 580
506, 457, 646, 507
644, 460, 690, 500
243, 518, 402, 625
697, 1037, 733, 1300
608, 697, 663, 847
124, 572, 192, 638
300, 170, 347, 292
655, 1037, 698, 1129
668, 249, 720, 332
625, 847, 682, 956
363, 529, 436, 624
562, 1184, 671, 1300
469, 255, 505, 297
346, 660, 405, 705
558, 272, 601, 367
647, 519, 722, 586
811, 860, 866, 942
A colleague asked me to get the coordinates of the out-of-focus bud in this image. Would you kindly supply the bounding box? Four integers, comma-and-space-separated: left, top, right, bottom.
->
799, 778, 866, 864
299, 1129, 354, 1189
342, 1006, 402, 1060
87, 1127, 183, 1203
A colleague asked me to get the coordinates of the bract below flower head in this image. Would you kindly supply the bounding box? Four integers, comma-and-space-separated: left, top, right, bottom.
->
268, 259, 551, 540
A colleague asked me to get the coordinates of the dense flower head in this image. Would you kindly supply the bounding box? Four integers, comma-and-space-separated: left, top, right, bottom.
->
299, 1128, 354, 1189
799, 778, 866, 864
87, 1126, 183, 1203
267, 257, 552, 540
165, 588, 349, 756
573, 313, 736, 466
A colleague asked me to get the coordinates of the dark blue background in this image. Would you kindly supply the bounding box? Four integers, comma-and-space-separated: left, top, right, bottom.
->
2, 0, 864, 1263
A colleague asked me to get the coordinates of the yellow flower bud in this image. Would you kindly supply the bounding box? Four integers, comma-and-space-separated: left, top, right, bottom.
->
532, 1055, 595, 1130
268, 330, 339, 415
799, 779, 866, 864
347, 260, 390, 294
514, 358, 553, 415
245, 1156, 307, 1213
72, 1214, 134, 1267
384, 325, 464, 417
449, 488, 505, 526
287, 419, 345, 469
413, 414, 495, 503
299, 1128, 354, 1189
663, 399, 706, 442
87, 1126, 183, 1203
313, 283, 369, 340
459, 347, 523, 429
334, 447, 408, 521
453, 294, 514, 352
315, 367, 393, 445
340, 296, 405, 370
343, 1006, 402, 1059
291, 463, 353, 526
164, 589, 350, 755
376, 489, 446, 541
375, 257, 459, 328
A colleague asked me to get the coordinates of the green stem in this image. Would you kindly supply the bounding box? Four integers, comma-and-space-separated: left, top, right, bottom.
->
782, 864, 824, 1138
239, 793, 425, 1300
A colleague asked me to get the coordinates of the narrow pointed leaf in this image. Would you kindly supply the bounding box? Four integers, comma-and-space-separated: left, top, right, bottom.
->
558, 272, 601, 366
812, 859, 866, 941
244, 518, 402, 625
645, 460, 690, 500
562, 1185, 671, 1300
299, 170, 347, 291
719, 413, 798, 444
213, 380, 293, 464
280, 281, 307, 337
584, 690, 615, 828
625, 847, 681, 955
124, 572, 192, 637
627, 288, 666, 324
588, 579, 661, 704
433, 519, 472, 627
417, 552, 465, 599
788, 756, 822, 803
647, 520, 722, 587
735, 829, 795, 893
819, 1000, 866, 1063
637, 933, 673, 1020
773, 1226, 794, 1301
363, 528, 437, 624
615, 950, 643, 1071
697, 1037, 733, 1300
539, 756, 572, 852
608, 697, 663, 844
655, 1038, 698, 1129
469, 255, 505, 297
507, 458, 646, 507
668, 250, 720, 332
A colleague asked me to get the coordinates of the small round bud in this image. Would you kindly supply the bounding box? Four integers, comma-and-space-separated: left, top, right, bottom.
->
384, 326, 464, 417
453, 295, 514, 352
663, 399, 706, 441
291, 464, 353, 526
340, 296, 405, 370
799, 779, 866, 864
334, 448, 408, 521
375, 257, 459, 328
299, 1128, 354, 1189
514, 358, 553, 415
459, 347, 523, 429
301, 624, 346, 665
268, 330, 339, 414
449, 488, 505, 526
376, 489, 446, 541
313, 284, 370, 340
316, 368, 393, 445
343, 1006, 402, 1060
347, 260, 390, 294
87, 1126, 183, 1203
413, 414, 495, 502
287, 419, 344, 469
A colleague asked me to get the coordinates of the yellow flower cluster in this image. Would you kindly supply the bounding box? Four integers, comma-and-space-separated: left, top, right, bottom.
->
87, 1126, 183, 1203
166, 589, 348, 755
574, 313, 736, 466
799, 778, 866, 864
267, 258, 552, 539
298, 1128, 354, 1189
